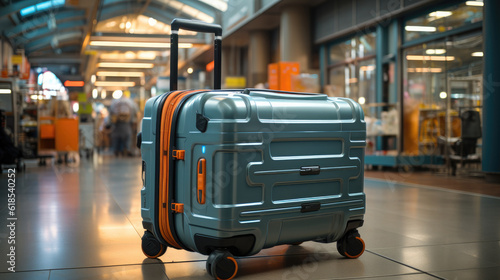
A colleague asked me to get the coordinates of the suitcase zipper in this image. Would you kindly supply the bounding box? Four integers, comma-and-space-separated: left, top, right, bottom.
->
157, 90, 207, 250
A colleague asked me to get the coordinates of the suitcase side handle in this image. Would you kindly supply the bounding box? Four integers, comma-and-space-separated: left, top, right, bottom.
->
170, 18, 222, 91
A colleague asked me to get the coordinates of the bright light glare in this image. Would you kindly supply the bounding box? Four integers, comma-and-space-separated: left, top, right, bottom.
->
472, 52, 484, 57
439, 91, 447, 99
72, 102, 79, 113
97, 62, 154, 68
112, 90, 123, 99
405, 26, 437, 32
95, 81, 136, 87
96, 71, 144, 77
406, 55, 455, 61
187, 67, 194, 74
92, 89, 98, 99
358, 97, 366, 105
90, 41, 193, 49
425, 49, 446, 55
148, 17, 157, 26
466, 1, 484, 7
429, 11, 452, 18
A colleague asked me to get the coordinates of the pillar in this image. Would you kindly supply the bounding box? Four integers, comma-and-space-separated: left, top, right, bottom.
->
279, 5, 311, 72
483, 0, 500, 181
248, 31, 271, 87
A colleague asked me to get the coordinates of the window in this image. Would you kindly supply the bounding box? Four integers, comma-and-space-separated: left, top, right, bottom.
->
404, 1, 483, 42
403, 32, 483, 155
326, 32, 376, 106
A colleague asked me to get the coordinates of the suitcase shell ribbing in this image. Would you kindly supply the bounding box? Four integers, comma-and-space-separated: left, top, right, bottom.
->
141, 89, 366, 256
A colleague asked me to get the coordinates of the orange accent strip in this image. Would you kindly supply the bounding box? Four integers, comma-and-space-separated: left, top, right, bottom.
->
197, 158, 206, 204
158, 90, 205, 249
171, 203, 184, 213
216, 257, 238, 280
344, 237, 365, 259
172, 150, 185, 160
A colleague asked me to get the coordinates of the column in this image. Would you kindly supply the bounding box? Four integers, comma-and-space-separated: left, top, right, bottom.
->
280, 5, 311, 72
483, 0, 500, 181
249, 30, 271, 87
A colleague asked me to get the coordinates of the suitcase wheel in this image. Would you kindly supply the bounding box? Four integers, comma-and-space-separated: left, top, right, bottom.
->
206, 250, 238, 280
337, 229, 365, 259
141, 231, 167, 259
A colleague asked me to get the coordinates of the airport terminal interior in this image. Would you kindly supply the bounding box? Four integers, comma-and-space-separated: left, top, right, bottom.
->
1, 0, 499, 279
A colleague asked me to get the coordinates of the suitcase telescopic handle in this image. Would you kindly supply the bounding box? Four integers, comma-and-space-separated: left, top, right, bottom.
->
170, 18, 222, 91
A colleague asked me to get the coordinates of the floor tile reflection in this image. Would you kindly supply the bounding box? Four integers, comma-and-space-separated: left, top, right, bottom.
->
0, 156, 498, 279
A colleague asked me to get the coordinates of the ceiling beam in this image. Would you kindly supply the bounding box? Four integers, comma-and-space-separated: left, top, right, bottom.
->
15, 19, 86, 46
80, 0, 100, 55
0, 0, 39, 18
29, 54, 82, 64
5, 10, 86, 39
26, 31, 83, 52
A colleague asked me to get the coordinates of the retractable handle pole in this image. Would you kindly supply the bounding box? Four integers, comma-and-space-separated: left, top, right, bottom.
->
170, 19, 222, 91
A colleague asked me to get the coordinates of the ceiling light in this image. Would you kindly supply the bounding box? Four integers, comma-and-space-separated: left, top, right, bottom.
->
106, 21, 117, 28
471, 52, 484, 57
407, 67, 443, 73
96, 71, 145, 77
466, 1, 484, 6
348, 78, 358, 84
91, 75, 96, 83
97, 62, 154, 68
20, 0, 65, 17
89, 41, 193, 49
126, 21, 131, 29
125, 51, 136, 59
405, 26, 437, 32
94, 81, 136, 87
187, 67, 194, 74
148, 17, 157, 26
439, 91, 447, 99
360, 65, 375, 72
112, 90, 123, 99
358, 97, 366, 105
137, 51, 157, 60
0, 89, 12, 94
406, 55, 455, 61
92, 89, 98, 99
425, 49, 446, 55
429, 11, 452, 18
73, 103, 79, 113
101, 90, 107, 99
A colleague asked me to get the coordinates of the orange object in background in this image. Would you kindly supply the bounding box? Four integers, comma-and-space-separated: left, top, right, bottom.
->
268, 62, 300, 91
40, 124, 55, 139
55, 118, 79, 151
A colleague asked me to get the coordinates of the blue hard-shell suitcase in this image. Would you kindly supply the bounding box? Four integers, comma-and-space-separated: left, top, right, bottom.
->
139, 19, 366, 280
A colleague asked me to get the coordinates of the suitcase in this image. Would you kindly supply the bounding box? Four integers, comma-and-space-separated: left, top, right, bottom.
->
139, 19, 366, 280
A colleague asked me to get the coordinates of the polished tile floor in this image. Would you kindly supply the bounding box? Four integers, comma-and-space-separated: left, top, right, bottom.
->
0, 156, 499, 279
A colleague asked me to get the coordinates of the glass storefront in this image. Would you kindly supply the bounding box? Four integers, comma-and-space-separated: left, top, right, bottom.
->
404, 1, 483, 42
403, 1, 483, 157
326, 32, 376, 108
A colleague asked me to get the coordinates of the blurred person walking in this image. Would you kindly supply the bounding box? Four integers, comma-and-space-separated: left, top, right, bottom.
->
109, 91, 138, 156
